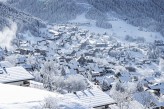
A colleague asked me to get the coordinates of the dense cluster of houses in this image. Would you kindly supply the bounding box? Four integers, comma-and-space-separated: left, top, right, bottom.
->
0, 24, 164, 108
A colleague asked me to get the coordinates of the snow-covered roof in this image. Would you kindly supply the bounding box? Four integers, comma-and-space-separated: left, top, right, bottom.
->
0, 61, 14, 68
65, 87, 116, 108
149, 82, 164, 94
0, 84, 87, 109
49, 29, 60, 35
16, 57, 27, 63
0, 66, 34, 83
91, 71, 101, 76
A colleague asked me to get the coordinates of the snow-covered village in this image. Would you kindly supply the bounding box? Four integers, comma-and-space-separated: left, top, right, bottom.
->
0, 0, 164, 109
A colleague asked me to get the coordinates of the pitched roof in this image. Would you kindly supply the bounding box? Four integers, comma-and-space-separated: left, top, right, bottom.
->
65, 87, 116, 108
149, 82, 164, 94
0, 61, 14, 68
0, 66, 34, 83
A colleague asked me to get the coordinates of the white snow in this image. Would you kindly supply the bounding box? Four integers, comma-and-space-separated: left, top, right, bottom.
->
0, 83, 60, 104
70, 13, 164, 43
0, 84, 87, 109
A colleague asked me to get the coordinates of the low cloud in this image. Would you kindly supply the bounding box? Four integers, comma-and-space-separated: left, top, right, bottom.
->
0, 22, 17, 50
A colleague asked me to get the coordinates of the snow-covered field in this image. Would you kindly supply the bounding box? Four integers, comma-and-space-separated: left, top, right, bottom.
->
0, 84, 87, 109
70, 13, 164, 43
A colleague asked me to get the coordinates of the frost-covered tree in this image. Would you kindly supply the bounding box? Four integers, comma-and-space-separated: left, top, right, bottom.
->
110, 82, 137, 109
32, 70, 42, 82
41, 61, 60, 77
51, 76, 65, 92
43, 75, 65, 92
41, 62, 87, 92
101, 79, 112, 91
65, 74, 87, 93
40, 61, 61, 91
111, 90, 131, 109
39, 97, 60, 109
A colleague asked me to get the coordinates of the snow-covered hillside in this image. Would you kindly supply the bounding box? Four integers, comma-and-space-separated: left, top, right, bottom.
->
7, 0, 85, 23
6, 0, 164, 37
87, 0, 164, 36
6, 0, 164, 42
70, 13, 164, 43
0, 84, 87, 109
0, 2, 45, 36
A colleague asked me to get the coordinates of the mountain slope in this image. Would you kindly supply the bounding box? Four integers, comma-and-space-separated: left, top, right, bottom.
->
6, 0, 164, 37
0, 2, 45, 35
87, 0, 164, 36
7, 0, 86, 23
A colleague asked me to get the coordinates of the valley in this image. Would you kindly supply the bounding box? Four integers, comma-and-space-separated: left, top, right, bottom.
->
0, 0, 164, 109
